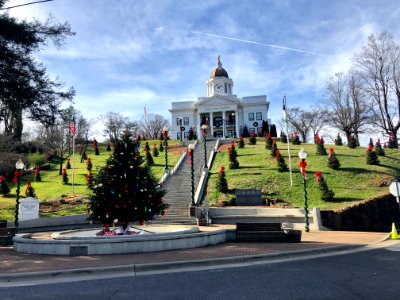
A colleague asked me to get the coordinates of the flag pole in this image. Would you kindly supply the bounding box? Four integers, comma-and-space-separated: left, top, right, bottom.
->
283, 94, 293, 186
72, 134, 75, 196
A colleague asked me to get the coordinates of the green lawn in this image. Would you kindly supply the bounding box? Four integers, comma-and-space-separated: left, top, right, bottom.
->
205, 139, 400, 210
0, 140, 186, 220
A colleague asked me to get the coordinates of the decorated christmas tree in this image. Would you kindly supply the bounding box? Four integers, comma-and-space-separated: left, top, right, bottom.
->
368, 138, 374, 147
242, 124, 250, 138
327, 148, 340, 170
275, 150, 288, 172
159, 140, 164, 152
249, 131, 256, 145
144, 142, 150, 152
315, 172, 335, 201
152, 144, 159, 157
94, 138, 100, 155
25, 181, 37, 198
0, 175, 10, 196
106, 144, 111, 151
271, 138, 278, 157
34, 165, 42, 182
388, 134, 396, 149
347, 134, 357, 148
334, 133, 343, 146
62, 168, 69, 185
228, 145, 239, 169
316, 134, 327, 155
280, 130, 287, 143
292, 132, 301, 145
86, 157, 93, 171
238, 135, 245, 148
88, 131, 168, 226
86, 171, 94, 189
366, 145, 379, 165
375, 139, 385, 156
145, 149, 154, 166
265, 133, 273, 149
217, 166, 228, 193
188, 127, 194, 140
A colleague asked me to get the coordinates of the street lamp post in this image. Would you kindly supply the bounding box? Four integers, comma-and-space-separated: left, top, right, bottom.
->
163, 126, 169, 173
14, 159, 24, 233
188, 144, 195, 205
202, 124, 208, 168
298, 148, 309, 232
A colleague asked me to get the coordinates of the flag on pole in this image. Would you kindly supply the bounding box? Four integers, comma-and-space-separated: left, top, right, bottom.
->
69, 119, 76, 136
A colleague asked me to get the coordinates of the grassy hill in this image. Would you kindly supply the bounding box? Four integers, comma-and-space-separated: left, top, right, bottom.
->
205, 139, 400, 210
0, 140, 185, 220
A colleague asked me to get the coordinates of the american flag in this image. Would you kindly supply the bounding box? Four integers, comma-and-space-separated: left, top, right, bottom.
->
69, 119, 76, 136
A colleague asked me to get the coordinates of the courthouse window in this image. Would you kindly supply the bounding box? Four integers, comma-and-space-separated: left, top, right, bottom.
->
256, 112, 262, 120
248, 113, 254, 121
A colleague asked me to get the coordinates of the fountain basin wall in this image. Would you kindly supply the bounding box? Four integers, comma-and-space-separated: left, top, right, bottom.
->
13, 228, 232, 255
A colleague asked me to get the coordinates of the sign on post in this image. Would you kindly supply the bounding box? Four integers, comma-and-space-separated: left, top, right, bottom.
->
19, 197, 39, 221
389, 181, 400, 211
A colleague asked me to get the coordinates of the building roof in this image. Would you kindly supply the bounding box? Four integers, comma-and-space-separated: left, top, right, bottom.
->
210, 55, 229, 78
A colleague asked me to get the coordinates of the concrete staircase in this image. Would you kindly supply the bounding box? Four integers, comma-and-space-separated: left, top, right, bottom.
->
153, 138, 216, 225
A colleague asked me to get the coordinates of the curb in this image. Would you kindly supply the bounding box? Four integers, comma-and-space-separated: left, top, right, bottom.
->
0, 243, 363, 283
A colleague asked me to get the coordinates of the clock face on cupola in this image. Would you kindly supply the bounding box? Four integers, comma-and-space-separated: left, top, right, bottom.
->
207, 56, 234, 97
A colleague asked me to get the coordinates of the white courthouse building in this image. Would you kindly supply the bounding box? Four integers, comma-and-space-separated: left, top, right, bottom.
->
169, 56, 271, 140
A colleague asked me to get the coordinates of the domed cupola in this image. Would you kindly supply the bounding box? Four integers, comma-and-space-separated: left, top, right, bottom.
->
210, 56, 229, 78
206, 56, 234, 97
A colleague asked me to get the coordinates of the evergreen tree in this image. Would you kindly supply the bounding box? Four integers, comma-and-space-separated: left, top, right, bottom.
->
0, 176, 10, 196
66, 158, 71, 169
366, 145, 379, 165
292, 133, 301, 145
62, 168, 69, 185
34, 165, 42, 182
228, 146, 240, 169
216, 166, 228, 193
375, 139, 385, 156
280, 130, 288, 143
265, 133, 273, 149
238, 135, 245, 148
159, 140, 164, 152
327, 148, 341, 170
347, 134, 357, 148
152, 144, 159, 157
275, 150, 288, 172
334, 133, 343, 146
106, 144, 111, 151
388, 134, 396, 149
25, 181, 36, 198
145, 149, 154, 166
145, 142, 150, 152
88, 131, 168, 226
242, 125, 250, 138
159, 132, 164, 140
262, 120, 270, 136
270, 124, 278, 137
316, 135, 327, 155
315, 172, 335, 201
249, 131, 256, 145
271, 139, 278, 157
86, 171, 94, 189
81, 150, 87, 161
188, 128, 194, 140
86, 157, 93, 171
94, 138, 100, 155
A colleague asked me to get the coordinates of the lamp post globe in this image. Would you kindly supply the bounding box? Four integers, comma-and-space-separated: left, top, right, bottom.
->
201, 124, 208, 168
14, 159, 25, 233
163, 127, 169, 173
298, 148, 309, 232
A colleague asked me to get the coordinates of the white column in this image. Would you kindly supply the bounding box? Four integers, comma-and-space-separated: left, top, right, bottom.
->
210, 112, 214, 137
197, 113, 201, 140
235, 111, 239, 138
222, 111, 226, 139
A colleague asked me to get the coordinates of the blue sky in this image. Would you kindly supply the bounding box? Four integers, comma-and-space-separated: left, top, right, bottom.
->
7, 0, 400, 139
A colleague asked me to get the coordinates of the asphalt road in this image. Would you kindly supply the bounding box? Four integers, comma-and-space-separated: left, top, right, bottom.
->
2, 242, 400, 300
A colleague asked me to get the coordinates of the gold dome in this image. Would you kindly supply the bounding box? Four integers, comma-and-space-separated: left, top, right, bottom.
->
210, 55, 229, 78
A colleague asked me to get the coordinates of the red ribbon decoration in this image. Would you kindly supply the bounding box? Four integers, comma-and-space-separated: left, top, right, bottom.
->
12, 170, 22, 183
299, 160, 307, 178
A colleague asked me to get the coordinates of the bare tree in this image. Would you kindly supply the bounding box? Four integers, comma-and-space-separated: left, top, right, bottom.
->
140, 114, 169, 140
324, 72, 371, 145
100, 112, 128, 143
285, 107, 312, 142
307, 107, 329, 142
353, 31, 400, 147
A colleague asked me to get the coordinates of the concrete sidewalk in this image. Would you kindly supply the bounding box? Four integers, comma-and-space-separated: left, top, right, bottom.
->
0, 229, 388, 278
